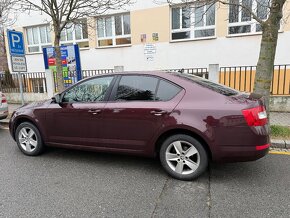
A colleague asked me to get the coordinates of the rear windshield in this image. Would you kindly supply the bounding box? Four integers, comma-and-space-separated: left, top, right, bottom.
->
173, 73, 239, 96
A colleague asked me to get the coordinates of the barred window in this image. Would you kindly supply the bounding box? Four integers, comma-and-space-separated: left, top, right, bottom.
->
97, 13, 131, 47
26, 25, 52, 53
171, 4, 216, 41
60, 19, 89, 48
228, 0, 269, 35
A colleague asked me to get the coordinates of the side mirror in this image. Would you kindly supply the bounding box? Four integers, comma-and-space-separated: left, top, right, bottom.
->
51, 94, 61, 104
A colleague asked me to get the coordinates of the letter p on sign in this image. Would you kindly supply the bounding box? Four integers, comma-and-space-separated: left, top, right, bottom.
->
11, 33, 21, 47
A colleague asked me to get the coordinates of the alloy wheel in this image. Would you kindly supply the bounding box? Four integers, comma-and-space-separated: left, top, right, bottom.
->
18, 127, 38, 152
165, 140, 200, 175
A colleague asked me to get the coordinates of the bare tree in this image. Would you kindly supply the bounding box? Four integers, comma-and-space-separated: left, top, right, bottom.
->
0, 0, 18, 26
0, 0, 19, 72
166, 0, 287, 111
20, 0, 132, 92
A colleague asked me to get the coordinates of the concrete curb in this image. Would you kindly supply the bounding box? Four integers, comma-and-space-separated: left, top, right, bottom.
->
0, 118, 288, 149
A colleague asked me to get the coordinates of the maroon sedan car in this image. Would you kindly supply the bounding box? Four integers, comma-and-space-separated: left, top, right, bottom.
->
9, 71, 270, 180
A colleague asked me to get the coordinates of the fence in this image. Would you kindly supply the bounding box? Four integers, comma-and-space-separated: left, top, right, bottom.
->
219, 64, 290, 95
2, 66, 289, 96
82, 69, 114, 78
166, 67, 209, 79
0, 72, 47, 93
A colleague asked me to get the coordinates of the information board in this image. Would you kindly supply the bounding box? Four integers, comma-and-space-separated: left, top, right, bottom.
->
11, 56, 27, 72
43, 45, 82, 87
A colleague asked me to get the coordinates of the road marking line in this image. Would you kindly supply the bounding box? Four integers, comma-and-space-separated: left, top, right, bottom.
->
269, 151, 290, 156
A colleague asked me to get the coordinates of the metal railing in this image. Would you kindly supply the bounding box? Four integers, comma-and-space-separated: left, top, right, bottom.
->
81, 69, 114, 78
166, 67, 208, 79
0, 72, 47, 93
272, 65, 290, 95
2, 66, 289, 96
219, 64, 290, 95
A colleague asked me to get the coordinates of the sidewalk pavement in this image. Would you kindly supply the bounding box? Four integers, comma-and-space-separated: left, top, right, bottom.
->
1, 103, 289, 149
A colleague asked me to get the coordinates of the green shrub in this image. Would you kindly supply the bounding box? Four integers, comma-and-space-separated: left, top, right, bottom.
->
271, 125, 290, 138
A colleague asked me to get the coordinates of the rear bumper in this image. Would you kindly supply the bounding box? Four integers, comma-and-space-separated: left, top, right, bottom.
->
212, 144, 270, 163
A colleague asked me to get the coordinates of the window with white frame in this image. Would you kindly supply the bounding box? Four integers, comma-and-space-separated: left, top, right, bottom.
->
60, 19, 89, 48
26, 25, 52, 53
96, 13, 131, 47
228, 0, 269, 35
171, 4, 216, 41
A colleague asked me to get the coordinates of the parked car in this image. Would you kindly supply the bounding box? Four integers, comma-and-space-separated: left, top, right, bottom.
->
0, 92, 8, 120
9, 71, 270, 180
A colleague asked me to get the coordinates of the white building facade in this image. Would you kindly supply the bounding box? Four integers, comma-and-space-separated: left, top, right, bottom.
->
5, 0, 290, 72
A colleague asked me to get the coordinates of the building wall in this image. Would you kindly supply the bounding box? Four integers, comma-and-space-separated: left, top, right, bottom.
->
5, 1, 290, 73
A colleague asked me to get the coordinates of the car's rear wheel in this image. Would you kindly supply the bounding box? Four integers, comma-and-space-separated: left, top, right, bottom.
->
15, 122, 44, 156
160, 134, 208, 181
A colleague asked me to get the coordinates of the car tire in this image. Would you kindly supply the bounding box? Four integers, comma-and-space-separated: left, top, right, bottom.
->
15, 122, 44, 156
159, 134, 208, 181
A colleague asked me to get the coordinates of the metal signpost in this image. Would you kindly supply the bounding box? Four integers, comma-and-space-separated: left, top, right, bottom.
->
7, 30, 27, 105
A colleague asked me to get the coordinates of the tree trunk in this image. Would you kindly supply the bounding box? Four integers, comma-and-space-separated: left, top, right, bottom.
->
253, 0, 284, 117
0, 27, 9, 72
53, 29, 65, 93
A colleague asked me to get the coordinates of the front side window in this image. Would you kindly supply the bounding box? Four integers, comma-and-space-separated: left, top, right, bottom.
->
62, 76, 114, 103
60, 19, 89, 48
26, 25, 52, 53
97, 13, 131, 47
171, 4, 216, 41
228, 0, 269, 35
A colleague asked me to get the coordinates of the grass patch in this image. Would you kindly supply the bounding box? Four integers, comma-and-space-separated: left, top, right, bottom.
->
270, 125, 290, 140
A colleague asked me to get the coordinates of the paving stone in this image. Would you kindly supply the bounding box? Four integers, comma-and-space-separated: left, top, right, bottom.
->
285, 140, 290, 149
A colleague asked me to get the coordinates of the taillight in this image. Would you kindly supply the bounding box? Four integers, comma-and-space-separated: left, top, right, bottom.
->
256, 144, 270, 151
1, 94, 7, 103
242, 106, 268, 126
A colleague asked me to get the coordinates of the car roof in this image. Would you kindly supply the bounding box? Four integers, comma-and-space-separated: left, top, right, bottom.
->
86, 70, 200, 81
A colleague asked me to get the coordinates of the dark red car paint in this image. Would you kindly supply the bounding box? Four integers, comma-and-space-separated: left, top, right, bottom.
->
9, 71, 269, 162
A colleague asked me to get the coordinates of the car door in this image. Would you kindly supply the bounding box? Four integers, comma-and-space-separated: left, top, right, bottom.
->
45, 75, 115, 147
100, 75, 185, 151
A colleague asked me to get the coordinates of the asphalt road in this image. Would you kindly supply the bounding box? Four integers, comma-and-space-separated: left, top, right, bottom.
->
0, 128, 289, 218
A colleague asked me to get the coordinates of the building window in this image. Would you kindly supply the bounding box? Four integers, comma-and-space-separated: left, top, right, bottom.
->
228, 0, 269, 35
60, 19, 89, 48
26, 25, 52, 53
97, 13, 131, 47
171, 4, 216, 41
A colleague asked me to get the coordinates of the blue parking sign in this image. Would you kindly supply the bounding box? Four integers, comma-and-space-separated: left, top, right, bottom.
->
7, 30, 25, 56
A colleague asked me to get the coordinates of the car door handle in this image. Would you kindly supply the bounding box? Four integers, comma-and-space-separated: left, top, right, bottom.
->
150, 110, 168, 116
112, 108, 123, 113
88, 109, 102, 115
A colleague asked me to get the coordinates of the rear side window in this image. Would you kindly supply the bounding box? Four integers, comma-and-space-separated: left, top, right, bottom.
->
175, 73, 238, 96
156, 80, 181, 101
115, 75, 158, 101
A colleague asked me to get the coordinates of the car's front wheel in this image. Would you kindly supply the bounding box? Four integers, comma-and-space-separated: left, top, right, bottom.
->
160, 134, 208, 181
15, 122, 44, 156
